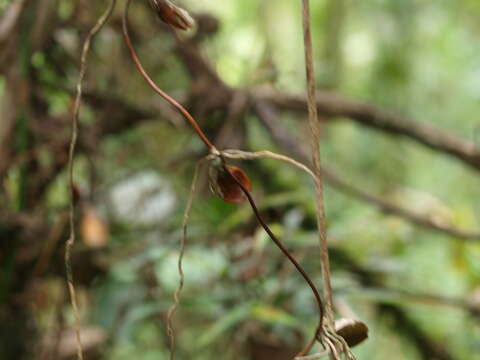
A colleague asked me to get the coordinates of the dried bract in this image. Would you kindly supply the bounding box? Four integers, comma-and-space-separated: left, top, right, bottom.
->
149, 0, 195, 30
209, 164, 252, 204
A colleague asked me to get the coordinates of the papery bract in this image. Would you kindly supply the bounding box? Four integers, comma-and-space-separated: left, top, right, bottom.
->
149, 0, 195, 30
210, 165, 252, 204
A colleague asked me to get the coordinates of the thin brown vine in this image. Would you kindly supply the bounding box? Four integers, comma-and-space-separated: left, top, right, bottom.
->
300, 1, 358, 359
166, 158, 206, 360
66, 1, 116, 360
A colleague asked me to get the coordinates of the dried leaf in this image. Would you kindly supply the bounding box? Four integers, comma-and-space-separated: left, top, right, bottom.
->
80, 206, 109, 248
210, 164, 252, 204
334, 318, 369, 347
149, 0, 195, 30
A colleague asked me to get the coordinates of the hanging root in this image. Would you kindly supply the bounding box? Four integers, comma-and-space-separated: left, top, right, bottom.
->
166, 158, 206, 360
65, 1, 116, 360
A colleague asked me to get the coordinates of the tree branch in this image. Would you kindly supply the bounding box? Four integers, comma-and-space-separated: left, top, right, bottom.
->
254, 88, 480, 172
254, 99, 480, 241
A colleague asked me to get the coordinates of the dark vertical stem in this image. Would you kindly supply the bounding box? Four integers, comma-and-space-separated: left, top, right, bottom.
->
223, 163, 324, 356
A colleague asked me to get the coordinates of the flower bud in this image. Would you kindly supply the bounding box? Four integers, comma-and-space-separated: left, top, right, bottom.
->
209, 164, 252, 204
149, 0, 195, 30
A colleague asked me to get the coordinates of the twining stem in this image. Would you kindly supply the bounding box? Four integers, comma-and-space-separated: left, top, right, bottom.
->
166, 158, 206, 360
222, 162, 324, 357
300, 0, 334, 327
122, 0, 216, 151
66, 1, 116, 360
222, 149, 316, 179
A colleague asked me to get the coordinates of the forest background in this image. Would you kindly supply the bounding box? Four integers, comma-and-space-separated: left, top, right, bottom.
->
1, 0, 480, 359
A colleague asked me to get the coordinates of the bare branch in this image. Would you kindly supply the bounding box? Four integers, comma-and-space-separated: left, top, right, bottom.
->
299, 3, 348, 359
254, 87, 480, 172
254, 100, 480, 241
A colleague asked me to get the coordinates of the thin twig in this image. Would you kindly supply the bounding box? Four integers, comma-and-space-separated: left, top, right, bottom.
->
254, 100, 480, 241
122, 0, 217, 153
255, 87, 480, 172
222, 149, 316, 179
66, 1, 116, 360
166, 158, 206, 360
300, 2, 357, 359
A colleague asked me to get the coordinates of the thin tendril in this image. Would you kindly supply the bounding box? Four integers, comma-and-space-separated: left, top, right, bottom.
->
166, 158, 206, 359
66, 1, 116, 359
122, 0, 216, 151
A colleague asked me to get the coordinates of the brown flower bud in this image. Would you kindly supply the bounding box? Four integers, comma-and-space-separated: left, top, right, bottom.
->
149, 0, 195, 30
209, 164, 252, 204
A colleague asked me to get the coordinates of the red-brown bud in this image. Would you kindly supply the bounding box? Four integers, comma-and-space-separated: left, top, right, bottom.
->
149, 0, 195, 30
209, 164, 252, 204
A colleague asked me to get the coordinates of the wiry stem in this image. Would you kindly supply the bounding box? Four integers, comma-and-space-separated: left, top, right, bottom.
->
166, 158, 206, 360
122, 0, 216, 152
300, 0, 334, 327
66, 1, 116, 360
222, 162, 324, 357
222, 149, 316, 179
300, 2, 359, 359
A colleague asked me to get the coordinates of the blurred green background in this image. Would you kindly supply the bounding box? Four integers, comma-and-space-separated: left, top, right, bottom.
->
1, 0, 479, 359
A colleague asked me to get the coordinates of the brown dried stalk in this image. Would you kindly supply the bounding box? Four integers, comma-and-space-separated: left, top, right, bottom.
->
300, 1, 359, 359
66, 1, 116, 360
300, 0, 334, 327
